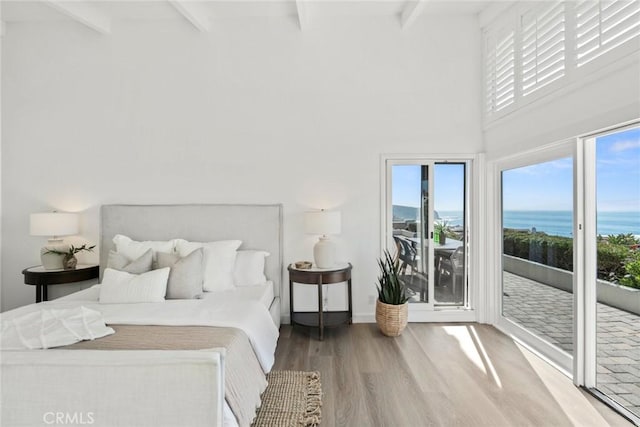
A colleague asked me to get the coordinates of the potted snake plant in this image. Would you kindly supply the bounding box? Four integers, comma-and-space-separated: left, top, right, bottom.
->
375, 249, 410, 336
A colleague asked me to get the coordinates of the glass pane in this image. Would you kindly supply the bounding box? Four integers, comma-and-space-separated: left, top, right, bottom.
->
391, 165, 429, 303
595, 127, 640, 418
434, 163, 466, 306
501, 157, 574, 355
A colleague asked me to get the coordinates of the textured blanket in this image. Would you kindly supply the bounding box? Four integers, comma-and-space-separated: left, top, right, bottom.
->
1, 307, 114, 350
66, 325, 266, 427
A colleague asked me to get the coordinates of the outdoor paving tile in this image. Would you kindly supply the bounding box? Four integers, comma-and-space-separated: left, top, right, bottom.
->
600, 383, 630, 394
597, 374, 619, 384
612, 373, 639, 383
603, 364, 631, 373
605, 351, 638, 359
622, 366, 640, 377
620, 383, 640, 394
624, 393, 640, 406
608, 357, 636, 364
503, 271, 639, 418
611, 395, 633, 408
610, 343, 634, 350
598, 365, 613, 374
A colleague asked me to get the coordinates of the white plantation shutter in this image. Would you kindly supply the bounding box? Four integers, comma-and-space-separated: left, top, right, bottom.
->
576, 0, 640, 66
485, 28, 516, 114
483, 1, 640, 119
521, 2, 566, 96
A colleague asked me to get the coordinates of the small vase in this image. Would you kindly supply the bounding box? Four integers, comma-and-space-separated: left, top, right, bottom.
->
41, 247, 65, 270
63, 254, 77, 270
439, 232, 446, 245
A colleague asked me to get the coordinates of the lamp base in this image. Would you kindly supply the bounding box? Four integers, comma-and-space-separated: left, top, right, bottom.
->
313, 236, 336, 269
40, 244, 68, 270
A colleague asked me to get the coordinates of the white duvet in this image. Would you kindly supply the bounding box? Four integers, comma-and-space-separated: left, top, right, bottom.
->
0, 287, 279, 372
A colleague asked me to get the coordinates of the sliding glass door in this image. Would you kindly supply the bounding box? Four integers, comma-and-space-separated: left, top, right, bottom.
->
385, 158, 469, 312
500, 155, 575, 363
585, 125, 640, 422
434, 164, 467, 306
494, 122, 640, 422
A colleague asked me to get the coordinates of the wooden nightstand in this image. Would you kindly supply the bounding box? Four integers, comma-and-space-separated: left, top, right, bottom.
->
288, 262, 352, 340
22, 264, 99, 303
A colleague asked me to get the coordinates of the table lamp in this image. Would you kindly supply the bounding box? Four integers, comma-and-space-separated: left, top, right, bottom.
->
30, 212, 79, 270
304, 210, 341, 268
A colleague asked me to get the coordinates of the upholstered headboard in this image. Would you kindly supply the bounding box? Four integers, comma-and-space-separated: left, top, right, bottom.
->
100, 204, 283, 298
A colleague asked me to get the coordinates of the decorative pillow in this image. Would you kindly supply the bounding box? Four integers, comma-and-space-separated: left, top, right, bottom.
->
99, 268, 170, 304
234, 250, 270, 287
112, 234, 177, 263
175, 239, 242, 292
156, 249, 204, 299
107, 249, 153, 274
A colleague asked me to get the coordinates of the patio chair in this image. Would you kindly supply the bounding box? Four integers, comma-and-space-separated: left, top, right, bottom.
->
393, 236, 428, 302
395, 236, 419, 275
438, 246, 465, 298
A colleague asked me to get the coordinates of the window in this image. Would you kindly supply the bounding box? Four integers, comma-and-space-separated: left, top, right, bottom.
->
521, 2, 566, 96
576, 0, 640, 66
501, 157, 575, 360
483, 0, 640, 119
485, 27, 516, 113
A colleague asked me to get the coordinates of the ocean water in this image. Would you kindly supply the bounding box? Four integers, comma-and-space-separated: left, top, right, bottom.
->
393, 206, 640, 238
503, 210, 640, 238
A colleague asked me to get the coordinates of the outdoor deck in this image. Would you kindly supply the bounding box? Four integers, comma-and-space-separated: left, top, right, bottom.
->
503, 271, 640, 416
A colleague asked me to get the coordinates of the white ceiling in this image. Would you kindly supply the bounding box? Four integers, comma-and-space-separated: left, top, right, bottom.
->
1, 1, 495, 24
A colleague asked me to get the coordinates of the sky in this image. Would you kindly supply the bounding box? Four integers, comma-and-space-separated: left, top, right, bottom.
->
392, 163, 465, 211
393, 126, 640, 213
595, 127, 640, 212
501, 127, 640, 212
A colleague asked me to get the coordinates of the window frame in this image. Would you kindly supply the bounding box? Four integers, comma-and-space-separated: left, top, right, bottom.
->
489, 139, 576, 375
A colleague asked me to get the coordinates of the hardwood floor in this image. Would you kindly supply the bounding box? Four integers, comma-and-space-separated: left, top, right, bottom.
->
274, 323, 633, 427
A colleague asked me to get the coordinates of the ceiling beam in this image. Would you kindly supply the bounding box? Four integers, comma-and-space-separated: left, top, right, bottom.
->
43, 0, 111, 34
168, 0, 211, 32
400, 0, 427, 30
295, 0, 308, 31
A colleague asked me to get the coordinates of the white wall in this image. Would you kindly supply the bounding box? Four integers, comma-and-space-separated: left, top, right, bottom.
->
1, 15, 483, 315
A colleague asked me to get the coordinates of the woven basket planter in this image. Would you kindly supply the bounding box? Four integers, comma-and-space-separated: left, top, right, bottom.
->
375, 300, 408, 337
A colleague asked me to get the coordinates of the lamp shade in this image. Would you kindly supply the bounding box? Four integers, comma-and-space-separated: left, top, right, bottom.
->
30, 212, 79, 237
304, 210, 341, 235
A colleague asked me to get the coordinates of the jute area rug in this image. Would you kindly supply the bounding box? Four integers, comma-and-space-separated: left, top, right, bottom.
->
252, 371, 322, 427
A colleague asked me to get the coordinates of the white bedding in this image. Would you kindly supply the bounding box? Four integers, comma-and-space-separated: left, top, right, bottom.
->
1, 307, 115, 350
206, 282, 275, 310
58, 281, 275, 311
2, 284, 279, 373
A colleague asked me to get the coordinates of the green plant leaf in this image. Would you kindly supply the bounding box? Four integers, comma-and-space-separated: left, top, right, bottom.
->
375, 249, 409, 305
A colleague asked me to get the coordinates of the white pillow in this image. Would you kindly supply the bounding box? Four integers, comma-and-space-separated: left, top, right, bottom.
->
175, 239, 242, 292
99, 268, 170, 303
112, 234, 177, 262
234, 250, 270, 287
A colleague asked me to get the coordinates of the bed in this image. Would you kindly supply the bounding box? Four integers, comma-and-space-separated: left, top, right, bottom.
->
1, 204, 283, 427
